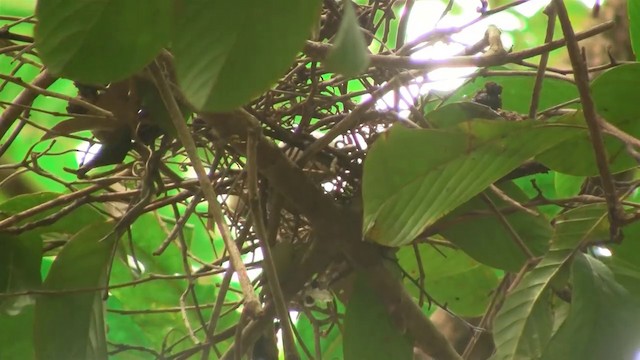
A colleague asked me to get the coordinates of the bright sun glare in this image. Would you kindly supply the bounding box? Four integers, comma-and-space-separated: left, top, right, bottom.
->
362, 0, 604, 120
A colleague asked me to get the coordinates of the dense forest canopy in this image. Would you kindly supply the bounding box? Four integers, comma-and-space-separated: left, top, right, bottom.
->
1, 0, 640, 359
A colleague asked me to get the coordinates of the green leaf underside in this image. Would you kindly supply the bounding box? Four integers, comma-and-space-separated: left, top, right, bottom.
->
35, 0, 172, 83
491, 250, 569, 360
438, 182, 551, 272
325, 1, 370, 77
34, 220, 116, 360
538, 63, 640, 175
173, 0, 321, 111
343, 273, 413, 360
363, 116, 581, 247
541, 254, 640, 360
491, 204, 610, 360
398, 245, 499, 317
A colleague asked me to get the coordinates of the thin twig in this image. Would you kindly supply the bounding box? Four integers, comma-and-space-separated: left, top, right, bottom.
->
0, 170, 128, 230
148, 61, 262, 316
153, 193, 203, 256
246, 127, 299, 360
0, 70, 55, 142
528, 3, 556, 119
202, 267, 234, 360
488, 184, 538, 216
481, 193, 535, 260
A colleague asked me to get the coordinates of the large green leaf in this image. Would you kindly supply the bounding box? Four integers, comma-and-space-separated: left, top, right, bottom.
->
538, 64, 640, 175
343, 273, 413, 360
363, 115, 579, 247
437, 182, 552, 272
398, 244, 499, 317
490, 250, 567, 360
173, 0, 321, 111
491, 204, 610, 360
35, 0, 172, 83
541, 254, 640, 360
630, 0, 640, 61
34, 220, 116, 360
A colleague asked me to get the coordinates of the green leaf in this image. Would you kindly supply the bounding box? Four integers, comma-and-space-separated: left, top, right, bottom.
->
438, 182, 552, 272
492, 204, 610, 359
325, 1, 370, 77
551, 204, 608, 250
0, 233, 42, 316
630, 0, 640, 60
34, 220, 116, 360
173, 0, 321, 111
603, 221, 640, 300
398, 244, 499, 316
592, 63, 640, 123
363, 115, 579, 247
554, 172, 584, 198
491, 250, 569, 360
344, 273, 413, 360
538, 64, 640, 175
541, 254, 640, 360
35, 0, 172, 83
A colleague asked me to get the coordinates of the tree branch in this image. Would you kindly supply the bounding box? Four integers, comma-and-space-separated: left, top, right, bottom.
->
201, 110, 461, 360
553, 0, 624, 240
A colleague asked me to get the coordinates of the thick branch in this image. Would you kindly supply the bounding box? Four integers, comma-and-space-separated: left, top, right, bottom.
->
303, 20, 614, 70
0, 71, 55, 142
553, 0, 623, 239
